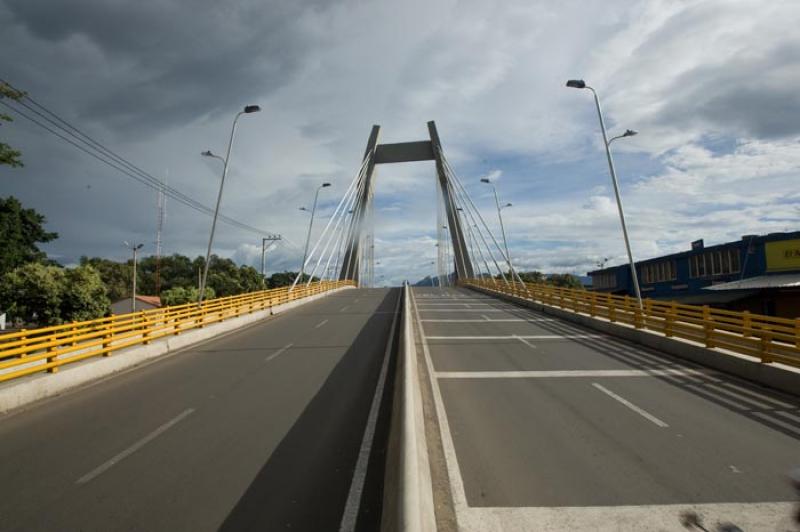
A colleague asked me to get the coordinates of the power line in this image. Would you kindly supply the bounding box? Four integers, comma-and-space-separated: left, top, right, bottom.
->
0, 80, 299, 249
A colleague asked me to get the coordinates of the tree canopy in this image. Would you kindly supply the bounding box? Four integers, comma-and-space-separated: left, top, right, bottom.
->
0, 263, 109, 326
0, 196, 58, 277
0, 82, 25, 168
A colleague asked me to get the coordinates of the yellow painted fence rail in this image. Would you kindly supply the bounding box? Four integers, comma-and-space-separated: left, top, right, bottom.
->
0, 281, 353, 383
464, 278, 800, 370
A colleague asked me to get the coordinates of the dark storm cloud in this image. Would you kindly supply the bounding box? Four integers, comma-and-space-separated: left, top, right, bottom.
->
653, 42, 800, 140
2, 0, 322, 134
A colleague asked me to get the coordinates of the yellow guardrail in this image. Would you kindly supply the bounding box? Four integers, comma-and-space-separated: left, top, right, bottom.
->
0, 281, 354, 383
464, 278, 800, 369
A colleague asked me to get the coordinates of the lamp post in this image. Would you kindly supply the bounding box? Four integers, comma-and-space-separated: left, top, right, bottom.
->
300, 182, 331, 282
198, 104, 261, 305
566, 79, 642, 308
480, 178, 518, 286
124, 241, 144, 313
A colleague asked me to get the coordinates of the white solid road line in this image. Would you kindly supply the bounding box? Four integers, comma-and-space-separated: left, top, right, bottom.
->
418, 309, 508, 313
265, 343, 294, 362
315, 319, 329, 328
339, 291, 402, 532
77, 408, 195, 484
420, 318, 556, 323
514, 335, 537, 350
424, 334, 604, 340
411, 288, 472, 526
592, 382, 669, 428
435, 368, 714, 379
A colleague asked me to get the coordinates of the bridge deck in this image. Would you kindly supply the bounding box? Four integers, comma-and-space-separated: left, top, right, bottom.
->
0, 288, 400, 532
412, 286, 799, 531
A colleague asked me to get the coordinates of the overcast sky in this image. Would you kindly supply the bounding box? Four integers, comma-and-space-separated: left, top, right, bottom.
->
2, 0, 799, 286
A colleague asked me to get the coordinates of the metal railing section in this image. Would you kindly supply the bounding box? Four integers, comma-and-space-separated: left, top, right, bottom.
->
463, 279, 800, 369
0, 281, 354, 383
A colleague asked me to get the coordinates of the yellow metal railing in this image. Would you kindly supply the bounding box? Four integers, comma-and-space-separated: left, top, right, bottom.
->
464, 278, 800, 369
0, 281, 354, 383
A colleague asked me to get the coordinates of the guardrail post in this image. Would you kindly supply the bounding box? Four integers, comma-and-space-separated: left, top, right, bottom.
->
102, 323, 113, 356
46, 345, 58, 373
665, 302, 676, 337
742, 311, 751, 338
760, 332, 772, 363
608, 295, 616, 323
795, 318, 800, 349
634, 299, 643, 329
71, 322, 78, 346
19, 329, 27, 358
703, 305, 714, 348
589, 292, 596, 317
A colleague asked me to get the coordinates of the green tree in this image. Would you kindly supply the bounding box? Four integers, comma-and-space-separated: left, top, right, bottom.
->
160, 286, 214, 306
0, 81, 25, 168
548, 273, 584, 289
61, 265, 110, 321
80, 256, 130, 301
0, 197, 58, 276
518, 271, 545, 283
0, 263, 64, 325
0, 263, 111, 325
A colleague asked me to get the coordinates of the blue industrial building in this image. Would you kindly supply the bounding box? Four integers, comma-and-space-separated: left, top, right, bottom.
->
588, 231, 800, 317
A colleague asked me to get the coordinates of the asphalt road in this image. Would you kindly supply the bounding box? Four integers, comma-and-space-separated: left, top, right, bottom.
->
0, 287, 400, 532
413, 286, 800, 531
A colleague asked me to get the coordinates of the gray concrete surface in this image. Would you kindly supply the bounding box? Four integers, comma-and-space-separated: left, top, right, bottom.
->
0, 288, 399, 532
413, 287, 800, 531
0, 287, 353, 414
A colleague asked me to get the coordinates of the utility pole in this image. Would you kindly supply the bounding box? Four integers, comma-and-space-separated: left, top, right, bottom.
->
261, 235, 282, 289
124, 242, 144, 313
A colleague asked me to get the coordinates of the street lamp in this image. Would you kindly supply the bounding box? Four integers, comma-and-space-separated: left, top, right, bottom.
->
300, 182, 331, 282
480, 178, 518, 286
566, 79, 642, 308
124, 241, 144, 313
198, 104, 261, 305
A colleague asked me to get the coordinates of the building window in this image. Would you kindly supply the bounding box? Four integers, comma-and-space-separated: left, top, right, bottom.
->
593, 271, 616, 289
689, 249, 741, 278
641, 260, 677, 284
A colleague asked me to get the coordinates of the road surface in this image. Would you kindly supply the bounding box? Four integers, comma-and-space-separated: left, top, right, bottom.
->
413, 286, 799, 531
0, 287, 400, 532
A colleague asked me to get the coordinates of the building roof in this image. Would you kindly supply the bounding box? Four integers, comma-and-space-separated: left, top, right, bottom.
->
135, 295, 162, 306
111, 295, 162, 307
588, 230, 800, 276
704, 273, 800, 291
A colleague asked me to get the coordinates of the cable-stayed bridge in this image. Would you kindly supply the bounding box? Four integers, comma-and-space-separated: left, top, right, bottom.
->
1, 123, 799, 532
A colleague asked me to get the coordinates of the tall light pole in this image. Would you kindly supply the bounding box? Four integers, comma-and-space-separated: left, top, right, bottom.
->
124, 242, 144, 313
198, 104, 261, 305
299, 182, 331, 282
480, 178, 518, 286
260, 235, 282, 289
566, 79, 642, 308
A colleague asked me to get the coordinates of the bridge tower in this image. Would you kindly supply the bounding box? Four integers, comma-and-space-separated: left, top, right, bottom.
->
338, 121, 474, 284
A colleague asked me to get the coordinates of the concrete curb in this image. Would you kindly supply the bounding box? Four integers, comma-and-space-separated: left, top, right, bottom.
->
0, 287, 353, 414
382, 284, 436, 532
468, 285, 800, 397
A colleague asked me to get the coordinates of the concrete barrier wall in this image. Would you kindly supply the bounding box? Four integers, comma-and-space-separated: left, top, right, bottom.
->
0, 287, 353, 414
382, 284, 436, 532
469, 285, 800, 398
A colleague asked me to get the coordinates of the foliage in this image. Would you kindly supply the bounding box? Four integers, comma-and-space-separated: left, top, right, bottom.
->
511, 271, 585, 290
80, 256, 131, 301
160, 286, 215, 306
265, 271, 317, 289
0, 82, 26, 168
0, 196, 58, 277
0, 263, 109, 325
61, 265, 110, 321
547, 273, 584, 289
